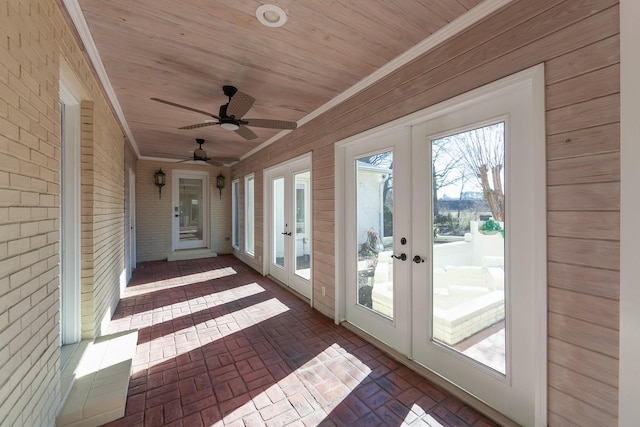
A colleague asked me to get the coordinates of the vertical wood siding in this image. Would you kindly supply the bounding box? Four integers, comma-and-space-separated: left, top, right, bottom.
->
232, 1, 621, 424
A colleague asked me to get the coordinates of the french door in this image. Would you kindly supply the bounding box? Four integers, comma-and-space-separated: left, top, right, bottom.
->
339, 67, 545, 426
265, 154, 312, 299
344, 127, 412, 353
172, 170, 209, 250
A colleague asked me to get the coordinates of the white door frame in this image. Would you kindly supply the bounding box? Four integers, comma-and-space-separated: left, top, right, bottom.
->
126, 168, 136, 285
172, 170, 210, 250
620, 0, 640, 422
59, 76, 82, 345
263, 153, 313, 301
335, 65, 546, 426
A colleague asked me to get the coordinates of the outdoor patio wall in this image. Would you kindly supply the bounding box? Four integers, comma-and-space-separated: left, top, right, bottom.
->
135, 160, 232, 263
0, 1, 126, 425
231, 1, 621, 425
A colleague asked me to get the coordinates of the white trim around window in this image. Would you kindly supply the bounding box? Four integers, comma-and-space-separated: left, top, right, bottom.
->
244, 174, 255, 256
231, 178, 240, 250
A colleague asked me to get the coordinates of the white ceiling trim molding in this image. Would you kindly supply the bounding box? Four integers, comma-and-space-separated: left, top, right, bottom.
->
63, 0, 141, 158
242, 0, 514, 160
63, 0, 512, 162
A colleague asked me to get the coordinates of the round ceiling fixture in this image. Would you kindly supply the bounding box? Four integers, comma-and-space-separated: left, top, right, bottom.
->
256, 4, 287, 28
220, 122, 240, 131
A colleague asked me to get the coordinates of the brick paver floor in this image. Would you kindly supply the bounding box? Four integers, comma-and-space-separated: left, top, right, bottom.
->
102, 255, 498, 427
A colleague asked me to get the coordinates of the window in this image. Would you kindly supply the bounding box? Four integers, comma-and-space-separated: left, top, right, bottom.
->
231, 179, 239, 249
245, 174, 255, 255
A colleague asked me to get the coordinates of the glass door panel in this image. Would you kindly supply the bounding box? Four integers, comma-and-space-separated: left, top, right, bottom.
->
356, 152, 393, 318
272, 177, 285, 269
431, 122, 506, 374
294, 171, 311, 280
178, 178, 203, 243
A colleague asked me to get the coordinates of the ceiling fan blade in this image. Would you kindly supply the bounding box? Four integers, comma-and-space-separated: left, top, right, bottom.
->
208, 157, 240, 162
226, 90, 255, 118
179, 122, 218, 130
151, 98, 220, 119
207, 157, 240, 165
244, 118, 297, 130
235, 126, 258, 140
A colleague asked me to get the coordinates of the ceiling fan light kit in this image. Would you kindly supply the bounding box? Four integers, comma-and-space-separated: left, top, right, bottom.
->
220, 122, 239, 131
256, 5, 287, 28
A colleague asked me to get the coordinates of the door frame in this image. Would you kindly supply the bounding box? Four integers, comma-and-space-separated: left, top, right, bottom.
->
335, 65, 546, 424
59, 76, 82, 345
263, 152, 313, 301
126, 168, 136, 286
172, 169, 210, 250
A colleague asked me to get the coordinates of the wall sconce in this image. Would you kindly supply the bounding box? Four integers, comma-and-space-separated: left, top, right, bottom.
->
154, 168, 166, 199
216, 172, 225, 199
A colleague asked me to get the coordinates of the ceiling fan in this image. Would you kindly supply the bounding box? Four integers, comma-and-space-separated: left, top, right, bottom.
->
151, 85, 297, 140
180, 138, 239, 166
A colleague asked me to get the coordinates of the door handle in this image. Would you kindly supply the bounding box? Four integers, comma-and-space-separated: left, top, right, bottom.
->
413, 255, 425, 263
281, 232, 292, 236
392, 253, 407, 261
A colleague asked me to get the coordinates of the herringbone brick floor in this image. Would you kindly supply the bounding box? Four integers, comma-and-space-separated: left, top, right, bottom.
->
102, 255, 498, 427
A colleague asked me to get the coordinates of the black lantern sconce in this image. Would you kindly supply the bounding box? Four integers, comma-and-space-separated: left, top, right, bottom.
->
216, 172, 225, 199
154, 168, 166, 199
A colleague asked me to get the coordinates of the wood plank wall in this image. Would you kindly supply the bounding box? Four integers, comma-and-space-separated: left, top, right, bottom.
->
231, 1, 620, 424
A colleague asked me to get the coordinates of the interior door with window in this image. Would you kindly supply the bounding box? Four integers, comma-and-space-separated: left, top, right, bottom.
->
172, 170, 209, 250
266, 155, 312, 299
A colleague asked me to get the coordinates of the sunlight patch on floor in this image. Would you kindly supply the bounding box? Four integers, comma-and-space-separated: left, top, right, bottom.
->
125, 266, 238, 296
220, 343, 371, 425
144, 297, 290, 371
111, 282, 266, 332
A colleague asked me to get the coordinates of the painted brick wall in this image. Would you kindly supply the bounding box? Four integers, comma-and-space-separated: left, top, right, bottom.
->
83, 99, 125, 339
136, 160, 232, 262
0, 1, 126, 425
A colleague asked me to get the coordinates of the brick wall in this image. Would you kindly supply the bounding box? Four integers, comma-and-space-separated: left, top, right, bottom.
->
0, 1, 126, 425
136, 160, 232, 262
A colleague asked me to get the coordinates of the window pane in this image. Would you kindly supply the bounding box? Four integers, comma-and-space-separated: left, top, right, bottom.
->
232, 180, 239, 248
245, 176, 255, 254
273, 177, 284, 268
431, 122, 506, 374
356, 151, 393, 318
178, 178, 203, 242
294, 171, 311, 280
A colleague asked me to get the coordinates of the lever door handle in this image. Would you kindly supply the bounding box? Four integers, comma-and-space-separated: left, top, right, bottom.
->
413, 255, 425, 263
392, 253, 407, 261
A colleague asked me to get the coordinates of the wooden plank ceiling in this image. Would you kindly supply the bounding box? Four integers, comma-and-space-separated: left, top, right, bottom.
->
76, 0, 483, 161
